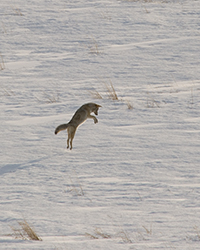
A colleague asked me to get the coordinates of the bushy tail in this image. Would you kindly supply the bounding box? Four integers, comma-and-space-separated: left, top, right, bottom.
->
55, 123, 69, 134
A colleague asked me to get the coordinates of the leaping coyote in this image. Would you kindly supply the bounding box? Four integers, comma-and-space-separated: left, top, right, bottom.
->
55, 103, 101, 150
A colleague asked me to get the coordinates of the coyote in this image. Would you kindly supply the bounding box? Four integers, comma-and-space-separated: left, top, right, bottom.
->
55, 103, 101, 150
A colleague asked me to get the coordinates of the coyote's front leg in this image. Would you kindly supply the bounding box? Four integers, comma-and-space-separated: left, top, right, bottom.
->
88, 114, 98, 124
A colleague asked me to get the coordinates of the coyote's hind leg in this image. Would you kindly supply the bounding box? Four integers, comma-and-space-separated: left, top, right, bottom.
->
67, 126, 76, 150
69, 129, 76, 150
67, 136, 70, 149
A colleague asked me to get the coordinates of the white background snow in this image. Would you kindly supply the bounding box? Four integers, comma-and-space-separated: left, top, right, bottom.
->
1, 0, 200, 249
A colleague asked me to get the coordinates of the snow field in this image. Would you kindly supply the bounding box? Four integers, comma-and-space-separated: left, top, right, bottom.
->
1, 0, 200, 249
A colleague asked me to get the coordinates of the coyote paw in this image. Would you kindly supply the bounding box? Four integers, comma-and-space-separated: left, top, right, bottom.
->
94, 118, 98, 124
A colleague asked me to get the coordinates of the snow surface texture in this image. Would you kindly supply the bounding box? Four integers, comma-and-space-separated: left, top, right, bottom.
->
1, 0, 200, 249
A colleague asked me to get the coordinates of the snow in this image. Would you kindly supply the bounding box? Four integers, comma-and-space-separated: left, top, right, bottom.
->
1, 0, 200, 249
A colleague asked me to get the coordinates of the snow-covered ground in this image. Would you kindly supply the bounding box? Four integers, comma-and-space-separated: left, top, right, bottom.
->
1, 0, 200, 249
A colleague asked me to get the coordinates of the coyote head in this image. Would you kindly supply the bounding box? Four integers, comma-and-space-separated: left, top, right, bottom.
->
92, 104, 102, 115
